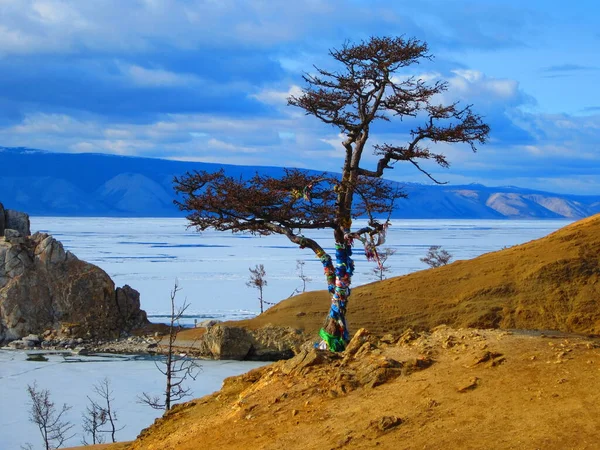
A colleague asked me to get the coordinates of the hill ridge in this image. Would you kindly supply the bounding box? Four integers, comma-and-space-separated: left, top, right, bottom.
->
233, 214, 600, 336
1, 146, 599, 218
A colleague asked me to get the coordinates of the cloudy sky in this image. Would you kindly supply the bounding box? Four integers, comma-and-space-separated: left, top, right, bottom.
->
0, 0, 598, 194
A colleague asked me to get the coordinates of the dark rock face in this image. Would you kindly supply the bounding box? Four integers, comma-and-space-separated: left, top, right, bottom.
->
5, 209, 30, 236
0, 219, 148, 343
0, 203, 5, 236
116, 285, 147, 327
0, 202, 31, 237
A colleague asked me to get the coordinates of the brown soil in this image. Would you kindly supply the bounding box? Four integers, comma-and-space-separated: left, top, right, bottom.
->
67, 215, 600, 449
67, 444, 131, 450
83, 327, 600, 449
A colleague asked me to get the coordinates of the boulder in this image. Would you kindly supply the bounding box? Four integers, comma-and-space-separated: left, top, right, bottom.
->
5, 209, 30, 236
248, 325, 306, 360
193, 324, 308, 361
23, 334, 41, 345
4, 229, 26, 245
7, 339, 34, 349
0, 223, 148, 344
196, 319, 222, 328
200, 325, 254, 360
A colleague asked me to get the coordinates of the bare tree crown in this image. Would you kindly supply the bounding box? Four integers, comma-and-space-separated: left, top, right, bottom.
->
247, 264, 268, 313
26, 382, 74, 450
288, 36, 489, 185
174, 36, 489, 352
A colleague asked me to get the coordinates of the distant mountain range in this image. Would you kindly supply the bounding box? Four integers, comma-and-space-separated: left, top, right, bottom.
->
1, 146, 598, 219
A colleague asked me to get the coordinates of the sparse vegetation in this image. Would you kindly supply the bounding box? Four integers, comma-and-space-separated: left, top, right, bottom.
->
139, 281, 201, 411
82, 378, 123, 445
247, 264, 268, 313
81, 397, 105, 445
372, 247, 397, 281
296, 259, 311, 293
421, 245, 453, 268
25, 382, 74, 450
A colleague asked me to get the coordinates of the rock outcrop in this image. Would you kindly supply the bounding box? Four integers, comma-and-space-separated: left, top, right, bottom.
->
198, 325, 255, 360
0, 202, 31, 237
0, 205, 148, 343
190, 324, 307, 360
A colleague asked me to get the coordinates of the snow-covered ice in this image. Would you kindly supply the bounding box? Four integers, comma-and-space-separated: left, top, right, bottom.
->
0, 350, 265, 449
29, 217, 571, 319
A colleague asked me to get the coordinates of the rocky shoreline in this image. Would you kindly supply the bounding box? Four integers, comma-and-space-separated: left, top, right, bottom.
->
3, 331, 160, 355
2, 322, 311, 361
0, 204, 308, 361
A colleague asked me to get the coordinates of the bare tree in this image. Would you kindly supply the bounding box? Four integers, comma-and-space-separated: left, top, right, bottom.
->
81, 399, 105, 445
174, 36, 489, 352
246, 264, 268, 313
94, 378, 120, 443
139, 280, 201, 411
26, 382, 74, 450
296, 259, 312, 293
82, 378, 122, 445
421, 245, 453, 268
372, 247, 397, 281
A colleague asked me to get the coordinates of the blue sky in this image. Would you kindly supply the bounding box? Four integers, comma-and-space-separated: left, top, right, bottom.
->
0, 0, 598, 194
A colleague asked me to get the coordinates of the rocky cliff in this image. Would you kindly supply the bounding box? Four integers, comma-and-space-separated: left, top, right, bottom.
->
0, 203, 148, 343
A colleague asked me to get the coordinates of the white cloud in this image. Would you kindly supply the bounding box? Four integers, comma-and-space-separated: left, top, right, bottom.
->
252, 85, 303, 106
118, 63, 202, 87
447, 70, 520, 102
69, 141, 98, 153
104, 128, 134, 139
30, 0, 89, 27
11, 113, 99, 136
390, 71, 442, 85
320, 133, 346, 152
0, 0, 340, 55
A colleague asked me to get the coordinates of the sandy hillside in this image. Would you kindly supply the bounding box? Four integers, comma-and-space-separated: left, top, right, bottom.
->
88, 326, 600, 449
175, 213, 599, 339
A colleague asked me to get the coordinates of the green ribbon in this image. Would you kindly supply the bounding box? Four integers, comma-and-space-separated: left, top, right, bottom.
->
319, 328, 346, 352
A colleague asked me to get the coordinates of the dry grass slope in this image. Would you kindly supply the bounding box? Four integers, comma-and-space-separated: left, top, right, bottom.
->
228, 214, 600, 337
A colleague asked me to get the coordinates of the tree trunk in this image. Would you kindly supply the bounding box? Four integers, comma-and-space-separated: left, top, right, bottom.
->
165, 352, 172, 411
316, 237, 353, 352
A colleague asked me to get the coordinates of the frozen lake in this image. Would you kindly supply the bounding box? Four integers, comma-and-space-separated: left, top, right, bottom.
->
0, 217, 571, 448
29, 217, 572, 321
0, 350, 265, 450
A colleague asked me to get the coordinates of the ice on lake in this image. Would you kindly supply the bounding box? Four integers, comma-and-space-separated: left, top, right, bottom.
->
0, 349, 265, 449
29, 217, 572, 321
